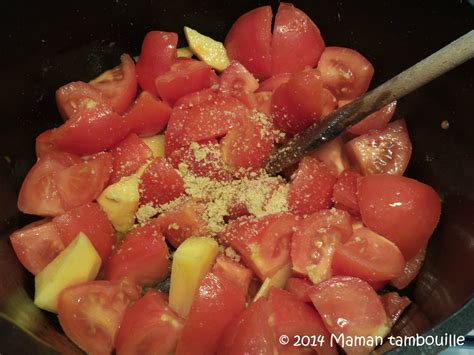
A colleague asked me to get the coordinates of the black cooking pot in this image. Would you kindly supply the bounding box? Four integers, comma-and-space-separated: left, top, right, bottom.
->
0, 0, 473, 354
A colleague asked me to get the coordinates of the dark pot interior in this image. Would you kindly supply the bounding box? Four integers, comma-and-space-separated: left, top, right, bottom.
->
0, 0, 473, 354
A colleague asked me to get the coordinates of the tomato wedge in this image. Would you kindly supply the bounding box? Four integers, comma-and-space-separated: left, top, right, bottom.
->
285, 277, 313, 303
380, 292, 412, 327
309, 137, 350, 176
212, 255, 253, 296
89, 54, 138, 114
219, 61, 259, 107
332, 169, 361, 215
347, 101, 397, 135
391, 247, 426, 289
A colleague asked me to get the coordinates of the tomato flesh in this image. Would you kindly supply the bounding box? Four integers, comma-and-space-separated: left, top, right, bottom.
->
309, 137, 350, 176
285, 277, 313, 303
348, 101, 397, 135
332, 169, 361, 215
380, 292, 412, 327
391, 247, 426, 289
211, 255, 253, 297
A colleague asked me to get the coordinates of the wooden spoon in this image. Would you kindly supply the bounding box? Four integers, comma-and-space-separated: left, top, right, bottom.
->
266, 30, 474, 175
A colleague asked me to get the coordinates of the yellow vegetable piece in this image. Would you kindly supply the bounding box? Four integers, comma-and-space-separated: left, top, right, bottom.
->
141, 135, 165, 158
177, 47, 193, 58
184, 26, 230, 71
34, 233, 101, 313
253, 263, 292, 302
97, 175, 140, 233
169, 237, 219, 318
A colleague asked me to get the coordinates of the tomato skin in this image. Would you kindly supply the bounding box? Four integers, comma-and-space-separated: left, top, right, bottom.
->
309, 276, 389, 354
346, 119, 412, 176
58, 280, 140, 355
288, 157, 337, 216
347, 101, 397, 135
333, 227, 406, 282
155, 59, 218, 105
18, 152, 82, 217
125, 91, 171, 137
110, 133, 153, 183
136, 31, 178, 96
218, 298, 276, 355
10, 219, 64, 275
115, 290, 184, 355
55, 153, 112, 210
176, 272, 246, 355
225, 6, 273, 78
55, 81, 110, 121
317, 47, 374, 100
89, 54, 138, 114
332, 169, 361, 215
212, 255, 253, 297
139, 157, 185, 206
268, 288, 337, 355
390, 247, 426, 289
50, 103, 130, 156
271, 3, 325, 76
310, 137, 350, 177
358, 174, 441, 259
380, 292, 411, 327
105, 223, 170, 286
53, 202, 115, 262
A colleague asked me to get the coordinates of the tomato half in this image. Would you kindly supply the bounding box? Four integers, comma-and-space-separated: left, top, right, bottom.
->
332, 169, 361, 215
139, 157, 185, 206
309, 276, 389, 354
212, 255, 253, 297
380, 292, 411, 327
285, 277, 312, 303
309, 137, 350, 176
53, 202, 115, 262
347, 101, 397, 135
317, 47, 374, 100
390, 247, 426, 289
176, 272, 246, 355
58, 280, 140, 355
115, 290, 184, 355
346, 119, 412, 176
288, 156, 336, 216
105, 222, 170, 286
136, 31, 178, 96
155, 59, 218, 105
333, 227, 406, 282
89, 54, 138, 114
10, 219, 64, 275
358, 174, 441, 259
225, 6, 273, 78
18, 152, 81, 217
125, 91, 172, 137
109, 133, 153, 183
271, 2, 325, 76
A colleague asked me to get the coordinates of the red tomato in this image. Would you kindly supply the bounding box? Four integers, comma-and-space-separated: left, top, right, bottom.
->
309, 137, 350, 176
271, 3, 325, 76
271, 69, 324, 134
176, 272, 246, 355
321, 88, 338, 116
346, 119, 412, 176
332, 169, 361, 215
288, 156, 337, 216
218, 298, 275, 355
347, 101, 397, 135
110, 133, 153, 183
391, 247, 426, 289
309, 276, 389, 354
212, 255, 253, 297
53, 202, 115, 262
219, 61, 259, 106
115, 290, 184, 355
380, 292, 412, 327
155, 59, 218, 105
18, 152, 81, 217
55, 153, 112, 210
10, 219, 64, 275
221, 113, 274, 172
225, 6, 272, 78
139, 157, 185, 206
89, 54, 138, 114
333, 227, 405, 282
252, 92, 272, 117
55, 81, 110, 121
291, 209, 352, 283
268, 288, 337, 355
168, 141, 232, 181
35, 129, 60, 158
257, 73, 291, 93
286, 277, 312, 303
125, 91, 171, 137
358, 174, 441, 259
154, 199, 209, 248
105, 222, 169, 286
58, 280, 140, 355
136, 31, 178, 96
50, 102, 130, 155
219, 213, 298, 280
317, 47, 374, 100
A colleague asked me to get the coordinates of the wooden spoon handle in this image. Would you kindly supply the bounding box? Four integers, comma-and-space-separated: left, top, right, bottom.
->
266, 30, 474, 175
